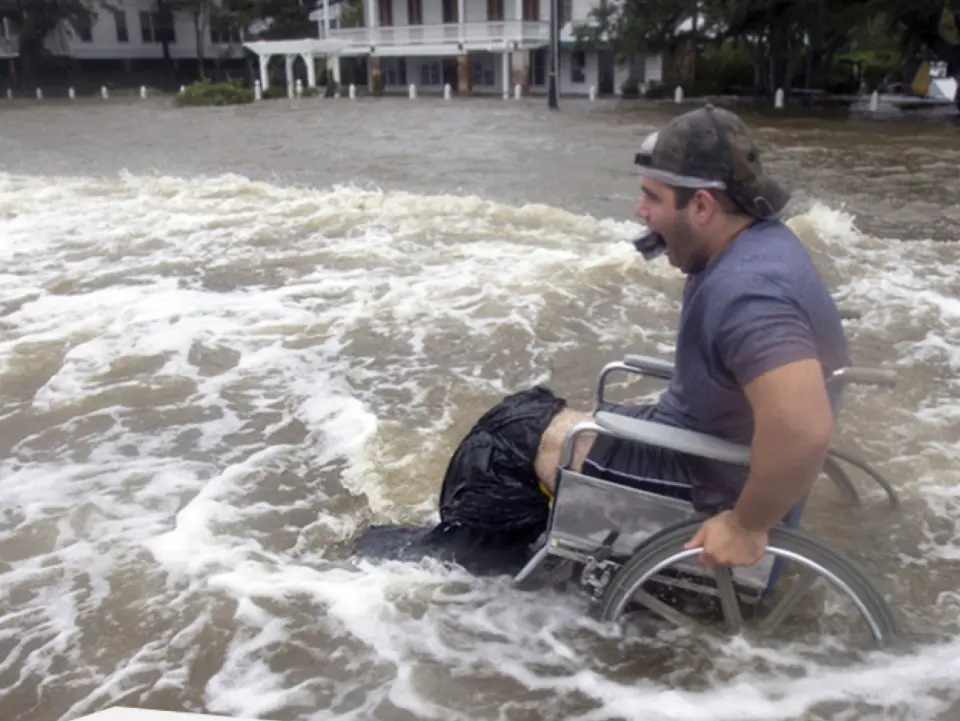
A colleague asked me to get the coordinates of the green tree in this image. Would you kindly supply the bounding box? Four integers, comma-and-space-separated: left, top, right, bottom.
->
0, 0, 101, 83
577, 0, 899, 95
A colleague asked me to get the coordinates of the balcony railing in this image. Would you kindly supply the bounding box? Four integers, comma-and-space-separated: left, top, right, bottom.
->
329, 20, 548, 48
0, 36, 19, 58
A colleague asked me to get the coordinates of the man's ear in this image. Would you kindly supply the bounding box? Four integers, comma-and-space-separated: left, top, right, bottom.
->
690, 188, 719, 224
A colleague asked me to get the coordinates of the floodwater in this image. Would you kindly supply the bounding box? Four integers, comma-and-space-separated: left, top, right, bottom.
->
1, 95, 959, 721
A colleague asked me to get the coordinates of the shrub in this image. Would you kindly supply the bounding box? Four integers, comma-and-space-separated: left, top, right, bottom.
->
262, 85, 288, 99
324, 68, 339, 97
176, 79, 254, 107
620, 76, 640, 98
643, 80, 671, 99
699, 43, 755, 94
258, 83, 318, 99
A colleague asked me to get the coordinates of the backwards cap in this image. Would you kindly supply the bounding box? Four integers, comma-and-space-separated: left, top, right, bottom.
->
634, 104, 790, 218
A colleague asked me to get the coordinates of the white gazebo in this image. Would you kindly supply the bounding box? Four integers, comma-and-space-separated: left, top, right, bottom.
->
243, 38, 351, 92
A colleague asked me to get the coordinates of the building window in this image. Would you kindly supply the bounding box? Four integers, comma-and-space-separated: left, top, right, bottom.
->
522, 0, 539, 21
487, 0, 503, 21
114, 11, 129, 42
442, 0, 457, 23
470, 53, 495, 86
570, 51, 585, 83
383, 57, 407, 86
529, 48, 545, 85
72, 15, 93, 42
561, 0, 572, 23
377, 0, 393, 26
419, 60, 441, 86
407, 0, 422, 25
210, 18, 241, 43
140, 10, 175, 43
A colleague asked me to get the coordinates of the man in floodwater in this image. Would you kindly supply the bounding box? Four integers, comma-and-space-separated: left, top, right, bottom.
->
534, 104, 850, 569
354, 104, 849, 577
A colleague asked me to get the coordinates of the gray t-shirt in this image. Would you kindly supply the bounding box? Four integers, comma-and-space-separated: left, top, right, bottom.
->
646, 218, 850, 511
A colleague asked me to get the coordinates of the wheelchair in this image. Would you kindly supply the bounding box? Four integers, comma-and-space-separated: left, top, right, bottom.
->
512, 354, 901, 647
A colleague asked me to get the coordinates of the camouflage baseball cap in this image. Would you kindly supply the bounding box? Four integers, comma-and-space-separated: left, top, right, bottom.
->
634, 104, 790, 218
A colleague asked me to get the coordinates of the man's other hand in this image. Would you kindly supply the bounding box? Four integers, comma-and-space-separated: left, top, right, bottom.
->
684, 510, 768, 568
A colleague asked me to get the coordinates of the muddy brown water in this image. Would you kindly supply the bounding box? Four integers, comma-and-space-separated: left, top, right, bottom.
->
1, 96, 959, 721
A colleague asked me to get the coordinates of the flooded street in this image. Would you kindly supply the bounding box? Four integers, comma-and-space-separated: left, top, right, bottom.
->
1, 96, 959, 721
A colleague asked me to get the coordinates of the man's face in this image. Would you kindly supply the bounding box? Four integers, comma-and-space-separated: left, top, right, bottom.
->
634, 177, 709, 274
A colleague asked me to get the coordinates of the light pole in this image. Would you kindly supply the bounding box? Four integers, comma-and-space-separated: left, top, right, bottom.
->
547, 0, 559, 108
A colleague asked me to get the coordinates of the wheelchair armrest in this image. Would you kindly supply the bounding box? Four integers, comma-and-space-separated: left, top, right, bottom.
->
828, 366, 898, 389
619, 357, 896, 389
622, 354, 675, 381
594, 411, 752, 466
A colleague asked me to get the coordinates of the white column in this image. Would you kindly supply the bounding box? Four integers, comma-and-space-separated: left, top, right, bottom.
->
284, 55, 295, 96
501, 51, 509, 98
259, 54, 270, 90
323, 0, 330, 37
305, 53, 316, 87
365, 0, 378, 92
458, 0, 465, 41
363, 0, 378, 48
511, 0, 526, 92
332, 55, 341, 83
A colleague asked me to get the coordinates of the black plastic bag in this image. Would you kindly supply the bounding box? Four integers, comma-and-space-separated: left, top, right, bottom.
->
351, 386, 567, 576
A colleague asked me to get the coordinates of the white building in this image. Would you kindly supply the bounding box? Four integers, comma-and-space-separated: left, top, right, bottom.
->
1, 0, 662, 97
1, 0, 246, 66
298, 0, 661, 96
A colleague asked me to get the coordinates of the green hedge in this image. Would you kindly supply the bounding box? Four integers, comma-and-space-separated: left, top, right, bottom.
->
259, 84, 320, 99
175, 79, 254, 107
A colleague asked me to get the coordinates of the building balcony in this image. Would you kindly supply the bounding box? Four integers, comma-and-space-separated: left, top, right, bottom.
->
328, 20, 549, 52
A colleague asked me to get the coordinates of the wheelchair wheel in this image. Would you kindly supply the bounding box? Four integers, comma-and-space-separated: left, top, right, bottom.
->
594, 519, 899, 647
821, 453, 861, 505
825, 448, 901, 508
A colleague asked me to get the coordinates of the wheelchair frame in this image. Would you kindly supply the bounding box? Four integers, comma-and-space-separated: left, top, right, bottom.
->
512, 355, 901, 646
596, 355, 901, 508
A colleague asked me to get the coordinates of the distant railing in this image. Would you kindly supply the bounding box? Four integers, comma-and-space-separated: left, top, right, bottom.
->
329, 20, 548, 47
328, 27, 368, 44
520, 20, 549, 41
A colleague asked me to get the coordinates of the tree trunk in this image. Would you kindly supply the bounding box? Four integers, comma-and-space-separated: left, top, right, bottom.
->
156, 0, 173, 69
783, 28, 804, 96
194, 12, 205, 80
753, 47, 767, 96
17, 44, 33, 88
745, 34, 768, 96
17, 34, 43, 88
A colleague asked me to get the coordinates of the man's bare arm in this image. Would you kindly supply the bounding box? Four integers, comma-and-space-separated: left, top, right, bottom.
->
731, 358, 835, 533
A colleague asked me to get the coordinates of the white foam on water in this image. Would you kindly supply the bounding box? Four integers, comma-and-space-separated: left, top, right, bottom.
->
1, 171, 958, 721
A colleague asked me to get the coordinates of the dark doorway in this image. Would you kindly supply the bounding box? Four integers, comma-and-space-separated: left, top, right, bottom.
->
442, 57, 458, 89
598, 50, 615, 95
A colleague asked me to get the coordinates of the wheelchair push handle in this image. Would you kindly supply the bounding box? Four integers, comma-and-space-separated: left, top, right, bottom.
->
620, 356, 898, 390
828, 366, 898, 389
622, 354, 675, 380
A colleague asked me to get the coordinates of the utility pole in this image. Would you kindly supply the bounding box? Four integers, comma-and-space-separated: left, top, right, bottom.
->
547, 0, 559, 108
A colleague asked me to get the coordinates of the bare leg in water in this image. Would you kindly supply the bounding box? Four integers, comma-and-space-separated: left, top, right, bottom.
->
533, 408, 596, 494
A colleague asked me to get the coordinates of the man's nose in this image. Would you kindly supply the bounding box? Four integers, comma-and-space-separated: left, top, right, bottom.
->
635, 196, 650, 221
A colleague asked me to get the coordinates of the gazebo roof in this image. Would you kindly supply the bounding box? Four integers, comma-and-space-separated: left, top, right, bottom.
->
243, 38, 351, 56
